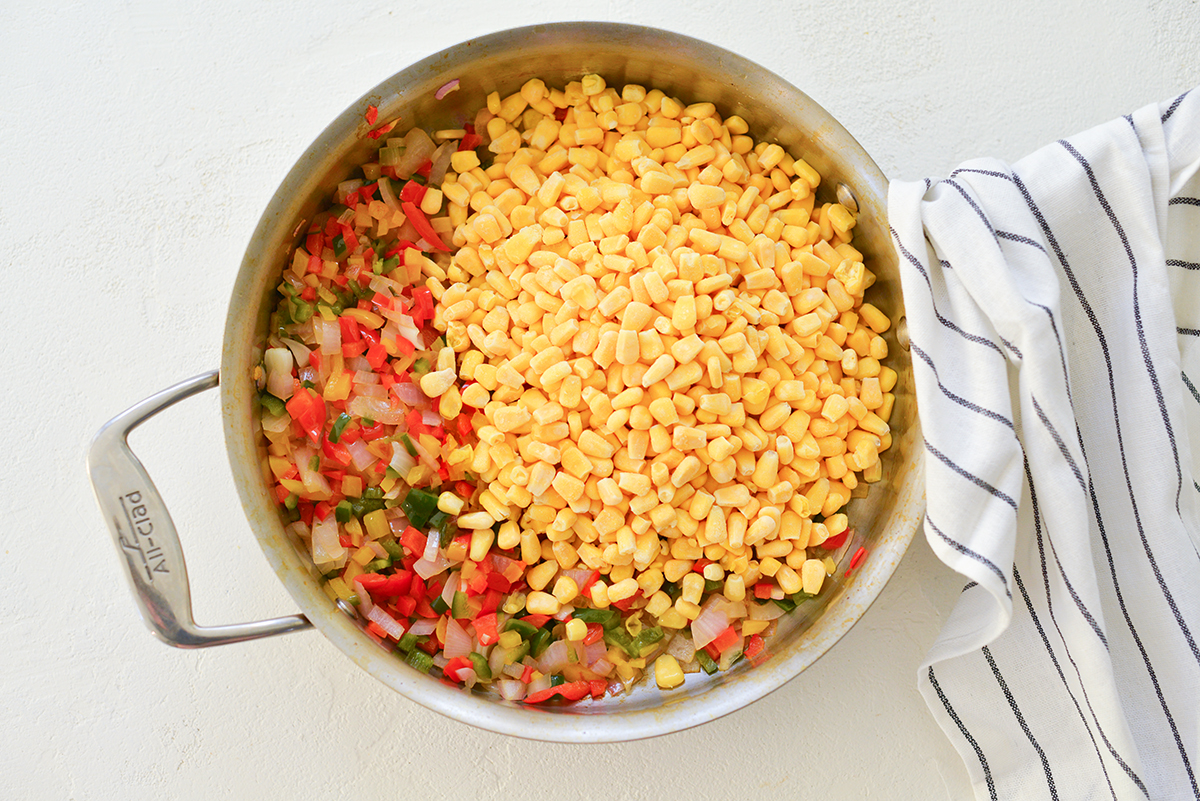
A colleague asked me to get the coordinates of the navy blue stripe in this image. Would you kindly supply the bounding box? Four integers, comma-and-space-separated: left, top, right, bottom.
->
996, 229, 1048, 252
1015, 566, 1146, 797
1032, 397, 1087, 493
1060, 139, 1200, 663
944, 179, 998, 237
1169, 196, 1200, 206
925, 438, 1019, 511
926, 515, 1011, 598
1008, 168, 1200, 785
1184, 372, 1200, 407
910, 342, 1015, 431
982, 646, 1061, 800
890, 227, 1009, 358
1023, 457, 1110, 648
1161, 89, 1191, 124
936, 169, 1080, 410
928, 666, 999, 801
1167, 259, 1200, 271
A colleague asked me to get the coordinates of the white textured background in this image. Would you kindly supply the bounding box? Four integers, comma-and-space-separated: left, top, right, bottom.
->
3, 2, 1196, 799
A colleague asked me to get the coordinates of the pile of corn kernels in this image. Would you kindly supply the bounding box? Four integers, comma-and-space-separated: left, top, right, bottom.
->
418, 74, 896, 650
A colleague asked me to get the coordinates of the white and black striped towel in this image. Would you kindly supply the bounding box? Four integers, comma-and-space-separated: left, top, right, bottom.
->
890, 88, 1200, 800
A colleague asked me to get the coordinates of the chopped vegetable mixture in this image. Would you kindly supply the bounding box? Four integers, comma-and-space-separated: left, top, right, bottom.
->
256, 76, 895, 702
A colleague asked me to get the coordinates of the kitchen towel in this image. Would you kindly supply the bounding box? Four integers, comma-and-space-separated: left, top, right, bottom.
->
889, 88, 1200, 800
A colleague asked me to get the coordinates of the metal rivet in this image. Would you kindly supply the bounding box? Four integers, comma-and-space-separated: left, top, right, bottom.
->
896, 316, 911, 351
836, 182, 859, 214
336, 598, 358, 618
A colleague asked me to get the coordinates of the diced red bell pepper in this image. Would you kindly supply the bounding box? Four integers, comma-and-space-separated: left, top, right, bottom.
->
357, 422, 386, 441
710, 626, 739, 655
521, 614, 552, 629
399, 180, 427, 204
365, 621, 389, 640
400, 526, 427, 557
524, 680, 590, 704
610, 590, 642, 612
583, 623, 605, 646
285, 387, 325, 444
338, 316, 362, 342
342, 340, 368, 358
480, 589, 502, 613
822, 530, 850, 551
340, 222, 360, 253
306, 232, 325, 255
364, 105, 378, 125
744, 633, 766, 662
473, 612, 499, 646
443, 656, 473, 682
414, 598, 437, 619
409, 574, 426, 601
356, 571, 413, 599
579, 570, 601, 595
588, 679, 608, 699
322, 438, 352, 467
485, 572, 512, 593
520, 664, 534, 684
394, 595, 417, 619
306, 253, 323, 274
466, 572, 489, 597
365, 341, 388, 370
400, 201, 450, 251
337, 534, 353, 548
753, 582, 774, 600
410, 286, 434, 324
457, 133, 481, 151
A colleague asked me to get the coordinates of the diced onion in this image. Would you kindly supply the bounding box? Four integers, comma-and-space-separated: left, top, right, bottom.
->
666, 635, 697, 663
583, 640, 607, 665
377, 176, 401, 210
408, 619, 436, 636
348, 394, 405, 424
315, 318, 341, 355
536, 640, 570, 674
260, 411, 290, 434
392, 127, 436, 179
282, 337, 311, 369
526, 673, 552, 696
345, 439, 375, 472
747, 601, 786, 621
311, 515, 345, 568
434, 78, 460, 99
263, 347, 294, 400
442, 617, 472, 659
427, 141, 455, 185
690, 601, 730, 650
458, 668, 478, 690
495, 679, 526, 701
420, 409, 442, 427
413, 553, 451, 579
591, 658, 614, 677
366, 605, 406, 639
389, 441, 417, 475
392, 381, 429, 408
439, 570, 459, 604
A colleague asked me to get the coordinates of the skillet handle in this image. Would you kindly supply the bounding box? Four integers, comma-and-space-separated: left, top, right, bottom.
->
87, 370, 311, 648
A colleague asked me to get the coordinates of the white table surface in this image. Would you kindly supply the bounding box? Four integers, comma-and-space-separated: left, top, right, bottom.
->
4, 2, 1195, 798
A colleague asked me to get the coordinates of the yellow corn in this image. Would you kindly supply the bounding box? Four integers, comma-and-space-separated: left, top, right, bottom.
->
654, 654, 685, 689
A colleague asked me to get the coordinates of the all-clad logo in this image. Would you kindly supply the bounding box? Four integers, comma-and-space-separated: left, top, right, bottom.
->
116, 490, 168, 582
